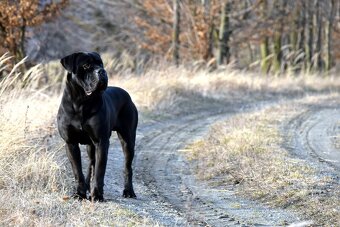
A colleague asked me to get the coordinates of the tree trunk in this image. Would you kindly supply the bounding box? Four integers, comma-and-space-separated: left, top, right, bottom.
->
305, 0, 314, 72
298, 2, 306, 52
172, 0, 180, 66
247, 42, 254, 63
272, 0, 287, 73
217, 0, 231, 65
313, 0, 322, 70
204, 22, 214, 61
202, 0, 214, 61
273, 32, 282, 73
260, 37, 270, 73
290, 2, 300, 52
260, 0, 270, 74
325, 0, 336, 71
18, 19, 26, 61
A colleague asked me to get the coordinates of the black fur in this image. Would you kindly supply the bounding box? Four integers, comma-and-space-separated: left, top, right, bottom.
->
57, 52, 138, 201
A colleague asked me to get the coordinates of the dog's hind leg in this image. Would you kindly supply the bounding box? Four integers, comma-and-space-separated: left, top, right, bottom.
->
117, 129, 137, 198
66, 143, 87, 200
86, 143, 95, 193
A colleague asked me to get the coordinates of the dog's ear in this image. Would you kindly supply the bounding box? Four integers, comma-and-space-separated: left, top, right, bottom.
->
60, 53, 80, 73
89, 52, 103, 65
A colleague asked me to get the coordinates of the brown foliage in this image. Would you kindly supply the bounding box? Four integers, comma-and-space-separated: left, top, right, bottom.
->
183, 1, 221, 60
0, 0, 69, 63
133, 0, 221, 62
133, 0, 173, 57
132, 0, 340, 72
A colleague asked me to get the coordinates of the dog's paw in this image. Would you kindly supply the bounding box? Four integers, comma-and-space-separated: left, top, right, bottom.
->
89, 195, 104, 202
123, 189, 136, 198
91, 196, 105, 202
71, 191, 87, 200
90, 188, 104, 202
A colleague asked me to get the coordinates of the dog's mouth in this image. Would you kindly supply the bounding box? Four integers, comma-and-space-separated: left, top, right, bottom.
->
84, 83, 101, 96
84, 86, 96, 96
85, 90, 93, 96
83, 81, 97, 96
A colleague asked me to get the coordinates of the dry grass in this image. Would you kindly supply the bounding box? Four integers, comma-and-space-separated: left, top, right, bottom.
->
185, 95, 340, 226
1, 53, 340, 225
0, 55, 158, 226
111, 65, 340, 120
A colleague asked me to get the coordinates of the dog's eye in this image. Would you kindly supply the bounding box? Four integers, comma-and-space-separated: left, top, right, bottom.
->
83, 63, 91, 70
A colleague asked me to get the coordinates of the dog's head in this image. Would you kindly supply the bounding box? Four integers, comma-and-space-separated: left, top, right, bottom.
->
60, 52, 108, 96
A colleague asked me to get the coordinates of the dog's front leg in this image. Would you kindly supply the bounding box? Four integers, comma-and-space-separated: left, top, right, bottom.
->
86, 144, 96, 193
65, 143, 87, 199
91, 139, 109, 201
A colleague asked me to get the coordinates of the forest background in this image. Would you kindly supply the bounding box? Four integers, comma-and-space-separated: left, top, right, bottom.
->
1, 0, 340, 74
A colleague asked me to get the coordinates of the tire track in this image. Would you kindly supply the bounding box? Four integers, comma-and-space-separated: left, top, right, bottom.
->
135, 111, 237, 226
132, 106, 300, 226
306, 109, 340, 169
284, 107, 340, 172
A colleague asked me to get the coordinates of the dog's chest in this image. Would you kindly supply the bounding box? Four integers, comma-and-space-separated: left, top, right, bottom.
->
69, 107, 93, 132
58, 112, 92, 144
71, 117, 83, 131
71, 103, 93, 123
60, 103, 88, 131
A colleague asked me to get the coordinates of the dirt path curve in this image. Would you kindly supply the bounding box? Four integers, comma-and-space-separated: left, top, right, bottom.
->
283, 100, 340, 198
102, 101, 302, 226
285, 108, 340, 170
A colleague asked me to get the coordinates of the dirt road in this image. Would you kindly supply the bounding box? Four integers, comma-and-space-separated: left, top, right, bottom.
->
100, 95, 339, 226
284, 106, 340, 170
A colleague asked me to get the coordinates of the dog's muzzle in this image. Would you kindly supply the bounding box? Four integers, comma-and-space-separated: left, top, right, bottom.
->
83, 68, 108, 96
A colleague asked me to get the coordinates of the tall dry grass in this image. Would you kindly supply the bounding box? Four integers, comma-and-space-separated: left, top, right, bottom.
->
0, 54, 68, 225
0, 53, 340, 225
112, 64, 340, 118
0, 54, 157, 226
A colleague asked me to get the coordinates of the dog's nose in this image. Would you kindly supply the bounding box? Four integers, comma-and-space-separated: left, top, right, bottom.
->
97, 68, 105, 76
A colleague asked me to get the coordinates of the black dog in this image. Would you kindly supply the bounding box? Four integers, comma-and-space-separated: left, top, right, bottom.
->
57, 52, 138, 201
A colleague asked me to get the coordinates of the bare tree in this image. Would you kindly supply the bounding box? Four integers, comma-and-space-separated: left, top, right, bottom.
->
305, 0, 314, 72
217, 0, 231, 65
272, 0, 287, 73
172, 0, 181, 66
313, 0, 322, 70
325, 0, 337, 71
260, 0, 270, 73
